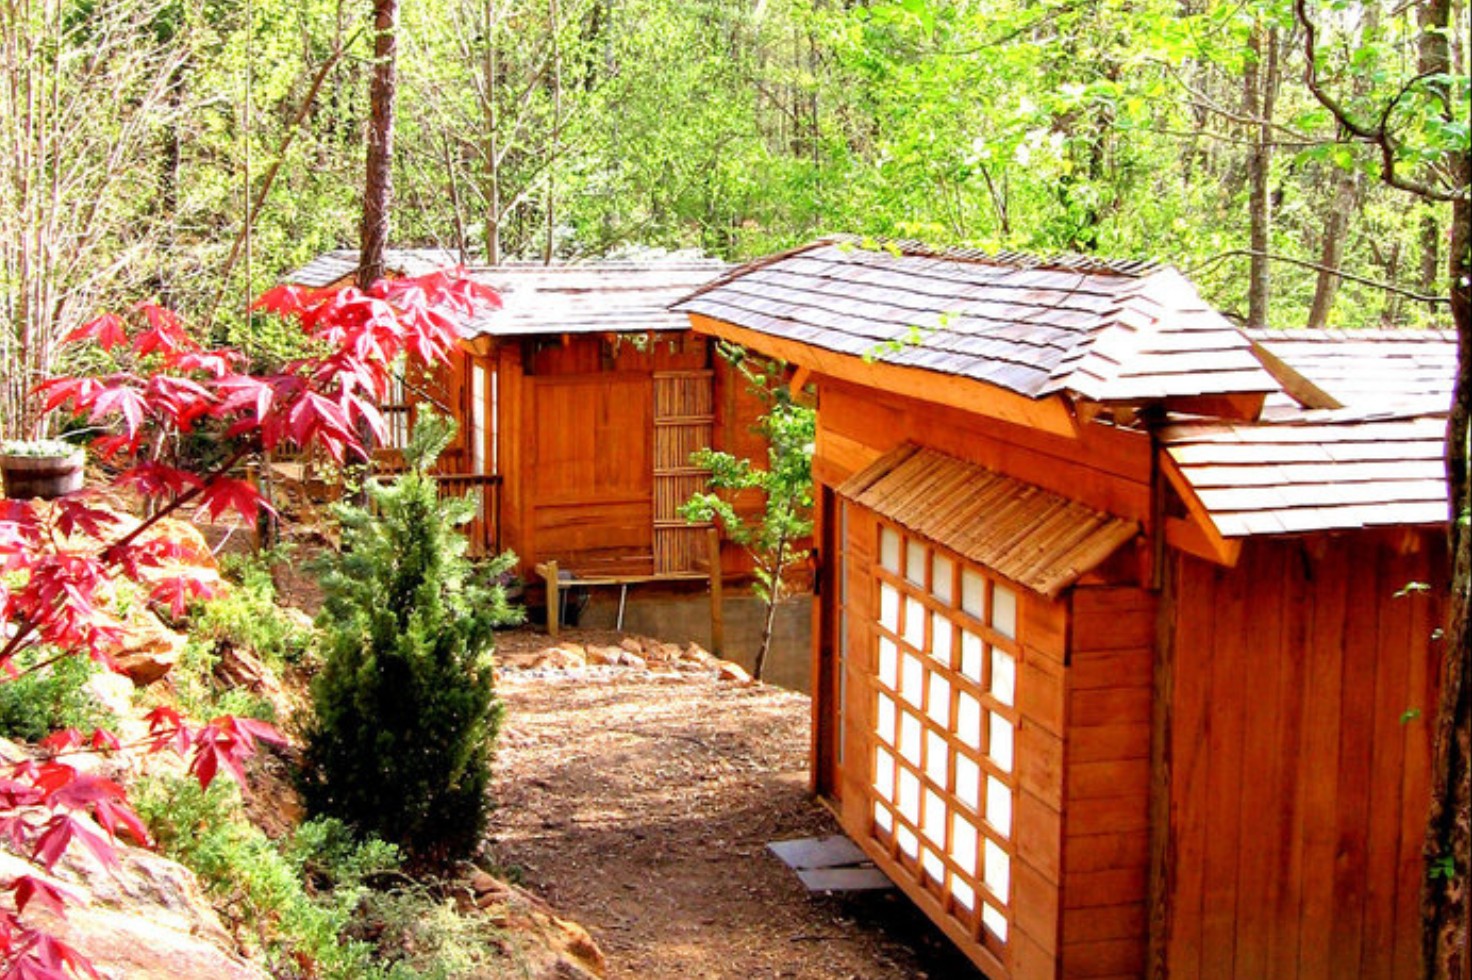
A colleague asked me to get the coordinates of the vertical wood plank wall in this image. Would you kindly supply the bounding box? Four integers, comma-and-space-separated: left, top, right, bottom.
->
1163, 535, 1442, 979
485, 333, 762, 580
1061, 586, 1154, 978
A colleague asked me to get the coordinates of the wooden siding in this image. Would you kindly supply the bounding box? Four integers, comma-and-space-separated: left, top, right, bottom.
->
815, 378, 1153, 525
1062, 585, 1155, 979
484, 333, 764, 582
1161, 534, 1442, 979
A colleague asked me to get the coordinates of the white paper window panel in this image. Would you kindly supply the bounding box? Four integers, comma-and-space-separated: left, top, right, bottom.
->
983, 839, 1011, 901
900, 711, 923, 765
906, 540, 927, 587
991, 648, 1016, 706
878, 637, 898, 689
982, 903, 1009, 942
989, 714, 1014, 773
957, 693, 982, 750
923, 789, 946, 846
932, 554, 954, 605
925, 731, 948, 786
901, 654, 925, 708
880, 584, 900, 631
986, 776, 1013, 838
876, 693, 896, 745
898, 768, 921, 822
931, 614, 953, 665
880, 527, 901, 574
897, 825, 920, 859
470, 365, 487, 475
874, 747, 895, 801
960, 631, 984, 684
922, 848, 946, 884
955, 754, 981, 811
953, 878, 976, 911
961, 568, 986, 619
927, 673, 951, 727
950, 815, 978, 875
903, 597, 926, 648
875, 802, 893, 833
992, 584, 1018, 639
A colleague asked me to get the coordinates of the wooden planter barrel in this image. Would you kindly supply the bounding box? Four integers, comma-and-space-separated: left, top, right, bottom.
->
0, 451, 84, 499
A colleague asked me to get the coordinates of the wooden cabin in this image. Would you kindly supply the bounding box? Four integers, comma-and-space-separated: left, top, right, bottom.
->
676, 239, 1453, 979
286, 251, 768, 586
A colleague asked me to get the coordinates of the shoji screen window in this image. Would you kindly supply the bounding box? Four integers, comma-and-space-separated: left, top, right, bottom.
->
868, 517, 1020, 958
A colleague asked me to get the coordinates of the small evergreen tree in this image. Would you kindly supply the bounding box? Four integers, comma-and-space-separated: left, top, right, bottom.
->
300, 411, 522, 864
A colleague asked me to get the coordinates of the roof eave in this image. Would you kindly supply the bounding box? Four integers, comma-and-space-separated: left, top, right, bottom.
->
685, 311, 1080, 439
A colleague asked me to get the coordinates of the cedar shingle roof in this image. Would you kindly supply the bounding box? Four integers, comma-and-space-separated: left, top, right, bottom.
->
1246, 327, 1456, 415
1162, 410, 1448, 536
286, 248, 464, 288
285, 250, 727, 338
674, 239, 1279, 404
839, 444, 1140, 597
461, 261, 728, 337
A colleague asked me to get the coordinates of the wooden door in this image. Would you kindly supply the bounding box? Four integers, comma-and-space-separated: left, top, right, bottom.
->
653, 370, 714, 575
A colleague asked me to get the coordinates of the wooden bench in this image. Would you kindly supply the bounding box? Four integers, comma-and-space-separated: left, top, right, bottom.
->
532, 528, 725, 654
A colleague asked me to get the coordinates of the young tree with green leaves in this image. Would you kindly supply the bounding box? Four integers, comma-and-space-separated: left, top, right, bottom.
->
681, 343, 814, 681
301, 411, 522, 865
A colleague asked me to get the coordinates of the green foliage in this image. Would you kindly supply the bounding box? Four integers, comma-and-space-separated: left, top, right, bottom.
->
135, 775, 450, 980
0, 646, 111, 742
199, 546, 313, 668
301, 411, 523, 864
681, 344, 815, 609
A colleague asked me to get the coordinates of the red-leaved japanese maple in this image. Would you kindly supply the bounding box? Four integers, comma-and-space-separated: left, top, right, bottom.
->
0, 271, 499, 979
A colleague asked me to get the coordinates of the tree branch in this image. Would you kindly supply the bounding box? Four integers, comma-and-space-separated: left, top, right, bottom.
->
1292, 0, 1463, 203
1186, 247, 1451, 306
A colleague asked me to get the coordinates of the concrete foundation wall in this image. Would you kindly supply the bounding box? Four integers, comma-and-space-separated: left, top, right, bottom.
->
575, 589, 813, 693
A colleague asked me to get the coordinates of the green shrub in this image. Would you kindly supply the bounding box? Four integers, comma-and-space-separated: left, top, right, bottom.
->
0, 646, 112, 742
197, 546, 313, 669
300, 412, 522, 865
135, 776, 415, 980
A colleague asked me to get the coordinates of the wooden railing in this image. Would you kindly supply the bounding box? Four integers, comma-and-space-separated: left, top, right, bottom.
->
431, 472, 502, 558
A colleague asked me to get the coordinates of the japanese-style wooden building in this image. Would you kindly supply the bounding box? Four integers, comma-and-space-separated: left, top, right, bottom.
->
675, 239, 1453, 979
286, 251, 768, 585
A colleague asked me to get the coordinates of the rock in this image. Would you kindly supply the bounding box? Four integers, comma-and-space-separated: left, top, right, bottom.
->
470, 869, 499, 894
680, 643, 718, 668
0, 837, 266, 980
716, 661, 753, 684
533, 648, 586, 671
617, 637, 645, 656
585, 647, 621, 666
485, 879, 608, 979
615, 652, 646, 670
553, 644, 588, 667
109, 612, 187, 686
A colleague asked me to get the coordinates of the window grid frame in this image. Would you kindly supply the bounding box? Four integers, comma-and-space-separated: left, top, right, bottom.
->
864, 517, 1023, 955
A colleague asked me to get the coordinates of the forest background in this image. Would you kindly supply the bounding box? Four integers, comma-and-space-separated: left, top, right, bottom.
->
3, 0, 1468, 441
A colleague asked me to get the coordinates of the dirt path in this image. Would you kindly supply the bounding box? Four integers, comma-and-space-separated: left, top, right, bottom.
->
485, 634, 981, 980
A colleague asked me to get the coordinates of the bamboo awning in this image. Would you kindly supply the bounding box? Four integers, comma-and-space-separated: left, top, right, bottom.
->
838, 444, 1140, 598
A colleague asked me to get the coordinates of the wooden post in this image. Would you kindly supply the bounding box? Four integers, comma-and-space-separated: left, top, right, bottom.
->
544, 560, 560, 639
707, 527, 724, 657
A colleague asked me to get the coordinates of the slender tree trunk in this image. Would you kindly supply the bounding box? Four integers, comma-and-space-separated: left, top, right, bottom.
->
358, 0, 399, 290
1244, 22, 1280, 327
1306, 168, 1361, 327
543, 0, 561, 265
753, 533, 789, 682
481, 0, 501, 265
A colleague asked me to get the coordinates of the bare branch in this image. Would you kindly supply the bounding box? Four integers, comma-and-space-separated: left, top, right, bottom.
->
1186, 247, 1451, 305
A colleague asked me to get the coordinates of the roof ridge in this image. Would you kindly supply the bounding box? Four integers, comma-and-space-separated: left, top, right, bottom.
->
1245, 325, 1455, 342
824, 233, 1164, 278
